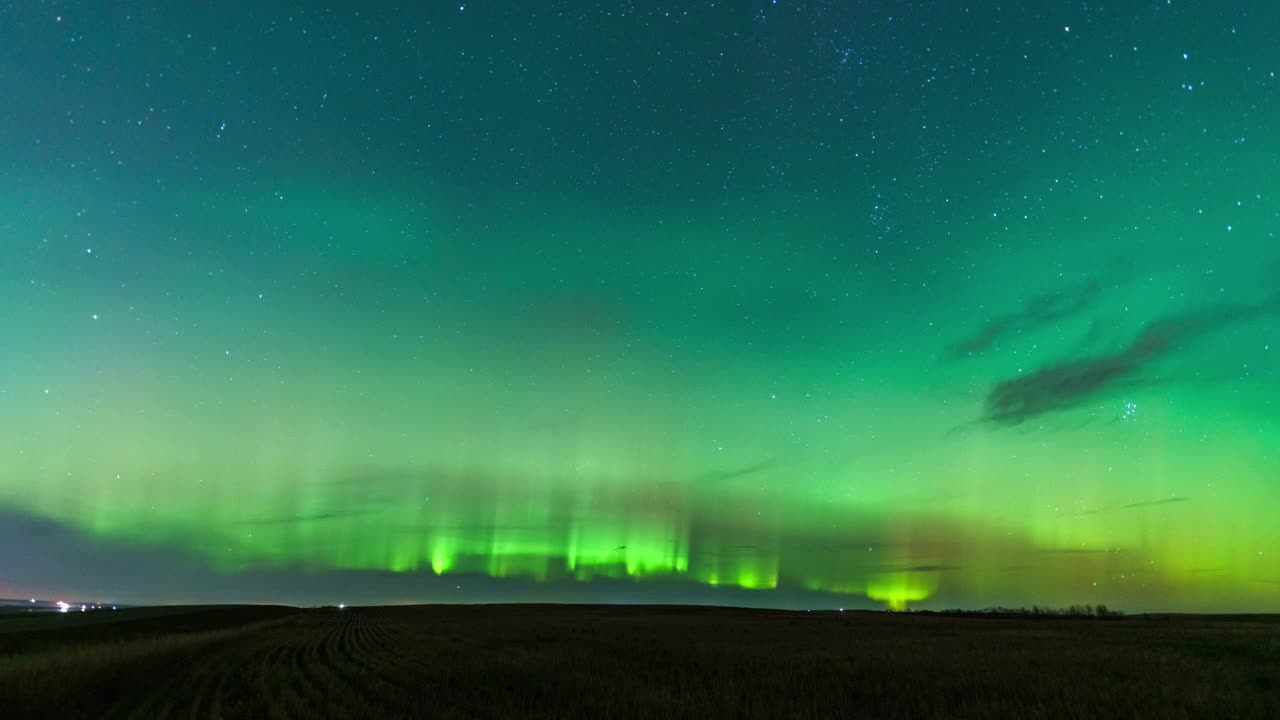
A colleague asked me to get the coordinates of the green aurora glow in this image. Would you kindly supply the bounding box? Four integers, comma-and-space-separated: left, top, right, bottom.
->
1, 2, 1278, 611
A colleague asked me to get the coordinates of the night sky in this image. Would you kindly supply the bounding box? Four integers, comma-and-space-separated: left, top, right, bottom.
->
2, 1, 1278, 612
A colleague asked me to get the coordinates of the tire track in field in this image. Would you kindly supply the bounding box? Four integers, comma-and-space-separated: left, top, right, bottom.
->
187, 633, 264, 720
99, 619, 280, 720
252, 643, 295, 720
337, 610, 423, 699
347, 613, 407, 699
215, 615, 326, 719
174, 621, 298, 720
280, 615, 341, 715
109, 610, 419, 718
268, 633, 319, 718
321, 609, 419, 713
185, 654, 230, 720
366, 612, 471, 693
310, 611, 375, 713
270, 611, 381, 716
296, 608, 431, 712
308, 613, 363, 712
203, 629, 282, 719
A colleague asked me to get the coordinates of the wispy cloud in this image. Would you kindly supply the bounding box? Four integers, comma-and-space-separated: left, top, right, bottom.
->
1070, 497, 1191, 516
696, 460, 774, 484
947, 278, 1101, 359
239, 510, 375, 526
888, 564, 958, 573
1120, 497, 1190, 509
983, 298, 1278, 424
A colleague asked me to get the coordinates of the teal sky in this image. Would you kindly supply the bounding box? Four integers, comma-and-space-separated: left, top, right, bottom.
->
1, 1, 1277, 611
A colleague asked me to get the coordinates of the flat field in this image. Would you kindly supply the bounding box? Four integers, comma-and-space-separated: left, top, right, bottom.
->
2, 604, 1277, 719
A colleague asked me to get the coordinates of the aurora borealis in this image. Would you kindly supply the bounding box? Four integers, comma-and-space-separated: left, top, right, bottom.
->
1, 2, 1277, 612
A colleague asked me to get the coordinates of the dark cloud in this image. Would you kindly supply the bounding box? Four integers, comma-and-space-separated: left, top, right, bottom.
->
1040, 548, 1120, 555
239, 510, 373, 526
1071, 497, 1191, 516
1120, 497, 1190, 509
696, 460, 774, 484
984, 298, 1279, 424
889, 564, 958, 573
948, 278, 1101, 358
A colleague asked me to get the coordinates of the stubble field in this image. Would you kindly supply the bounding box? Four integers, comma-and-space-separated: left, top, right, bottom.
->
2, 604, 1278, 719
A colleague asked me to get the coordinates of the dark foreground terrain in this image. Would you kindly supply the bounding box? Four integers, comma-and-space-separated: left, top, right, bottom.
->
2, 604, 1277, 719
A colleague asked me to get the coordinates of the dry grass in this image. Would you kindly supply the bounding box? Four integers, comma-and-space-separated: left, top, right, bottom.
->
1, 604, 1278, 719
